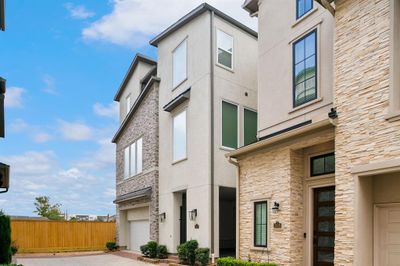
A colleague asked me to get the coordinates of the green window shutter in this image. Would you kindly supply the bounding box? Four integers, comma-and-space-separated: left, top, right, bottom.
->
244, 109, 257, 146
222, 101, 238, 149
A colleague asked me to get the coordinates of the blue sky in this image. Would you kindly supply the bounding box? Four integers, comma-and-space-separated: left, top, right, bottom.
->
0, 0, 256, 216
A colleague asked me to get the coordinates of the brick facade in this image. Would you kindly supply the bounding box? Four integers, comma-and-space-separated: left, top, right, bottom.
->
115, 84, 159, 244
334, 0, 400, 264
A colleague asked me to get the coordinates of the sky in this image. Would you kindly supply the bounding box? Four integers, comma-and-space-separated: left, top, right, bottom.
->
0, 0, 256, 217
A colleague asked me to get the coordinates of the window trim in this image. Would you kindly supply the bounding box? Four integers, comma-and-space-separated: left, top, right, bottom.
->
253, 201, 268, 248
296, 0, 314, 19
220, 99, 240, 150
172, 38, 188, 90
310, 152, 335, 177
216, 29, 234, 71
243, 106, 258, 146
124, 137, 143, 179
126, 94, 131, 116
292, 29, 318, 108
172, 109, 187, 164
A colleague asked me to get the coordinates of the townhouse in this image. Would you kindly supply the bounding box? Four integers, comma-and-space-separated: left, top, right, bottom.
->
226, 0, 400, 265
151, 4, 257, 257
112, 54, 160, 252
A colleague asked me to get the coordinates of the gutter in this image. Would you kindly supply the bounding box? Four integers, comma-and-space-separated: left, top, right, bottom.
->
226, 118, 335, 159
227, 158, 240, 259
209, 9, 216, 255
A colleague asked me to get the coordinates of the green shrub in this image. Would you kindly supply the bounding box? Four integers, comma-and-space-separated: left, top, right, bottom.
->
147, 241, 158, 258
105, 241, 117, 251
177, 240, 199, 265
217, 257, 277, 266
0, 214, 11, 264
10, 241, 18, 256
157, 244, 168, 259
140, 244, 149, 256
195, 248, 210, 266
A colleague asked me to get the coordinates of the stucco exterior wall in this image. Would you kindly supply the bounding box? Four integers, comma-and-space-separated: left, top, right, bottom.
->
237, 128, 334, 265
256, 0, 335, 138
334, 0, 400, 264
115, 83, 159, 245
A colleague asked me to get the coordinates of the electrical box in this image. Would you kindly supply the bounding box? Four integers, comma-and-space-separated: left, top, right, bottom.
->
0, 162, 9, 193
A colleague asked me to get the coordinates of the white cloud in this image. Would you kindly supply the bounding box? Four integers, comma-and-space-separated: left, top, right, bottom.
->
58, 120, 93, 141
5, 87, 25, 108
75, 138, 115, 170
65, 3, 95, 20
0, 151, 56, 177
33, 133, 52, 143
82, 0, 257, 48
93, 102, 119, 120
9, 119, 29, 132
42, 74, 57, 95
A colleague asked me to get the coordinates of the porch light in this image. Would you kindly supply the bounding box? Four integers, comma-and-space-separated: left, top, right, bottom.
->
272, 202, 280, 213
189, 209, 197, 221
159, 212, 166, 222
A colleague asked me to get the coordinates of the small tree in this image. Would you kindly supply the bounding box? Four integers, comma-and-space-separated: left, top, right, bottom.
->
0, 211, 11, 264
34, 196, 63, 220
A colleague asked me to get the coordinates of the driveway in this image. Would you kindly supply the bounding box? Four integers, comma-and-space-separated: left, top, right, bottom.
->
16, 253, 150, 266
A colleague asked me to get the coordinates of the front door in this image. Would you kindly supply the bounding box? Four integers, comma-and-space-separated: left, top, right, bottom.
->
313, 186, 335, 266
375, 205, 400, 265
180, 193, 187, 244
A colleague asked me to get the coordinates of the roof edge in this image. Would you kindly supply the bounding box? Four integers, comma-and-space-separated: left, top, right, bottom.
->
150, 2, 257, 47
114, 53, 157, 101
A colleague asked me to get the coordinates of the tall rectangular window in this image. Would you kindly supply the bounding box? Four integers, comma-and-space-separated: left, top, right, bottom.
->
126, 95, 131, 115
173, 40, 187, 88
297, 0, 313, 19
293, 30, 317, 107
173, 110, 187, 162
217, 30, 233, 69
124, 138, 143, 179
310, 153, 335, 176
222, 101, 238, 149
244, 108, 257, 146
254, 201, 268, 247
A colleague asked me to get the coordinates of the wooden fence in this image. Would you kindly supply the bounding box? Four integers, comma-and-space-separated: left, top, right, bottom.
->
11, 219, 116, 253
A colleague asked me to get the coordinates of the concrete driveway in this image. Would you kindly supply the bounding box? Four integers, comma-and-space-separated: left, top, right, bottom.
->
16, 253, 150, 266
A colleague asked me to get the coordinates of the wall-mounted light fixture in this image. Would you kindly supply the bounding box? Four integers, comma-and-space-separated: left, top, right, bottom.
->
159, 212, 166, 222
189, 209, 197, 221
272, 202, 280, 213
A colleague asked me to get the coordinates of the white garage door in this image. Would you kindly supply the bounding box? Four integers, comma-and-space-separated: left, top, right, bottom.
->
130, 220, 150, 252
376, 205, 400, 266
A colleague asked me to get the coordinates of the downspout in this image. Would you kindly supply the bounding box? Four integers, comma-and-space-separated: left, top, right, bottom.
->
227, 157, 240, 259
210, 9, 215, 255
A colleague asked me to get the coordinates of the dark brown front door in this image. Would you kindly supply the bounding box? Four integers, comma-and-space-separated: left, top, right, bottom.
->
313, 186, 335, 266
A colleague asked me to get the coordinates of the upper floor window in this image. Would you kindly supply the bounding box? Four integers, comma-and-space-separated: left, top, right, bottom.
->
173, 110, 187, 162
310, 153, 335, 177
173, 39, 187, 88
124, 138, 143, 179
297, 0, 313, 19
126, 95, 131, 116
217, 30, 233, 69
244, 108, 257, 146
222, 101, 238, 149
254, 201, 268, 248
293, 30, 317, 107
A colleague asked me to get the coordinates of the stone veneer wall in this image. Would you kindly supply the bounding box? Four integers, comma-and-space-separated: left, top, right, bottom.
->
334, 0, 400, 264
115, 84, 159, 243
238, 129, 334, 265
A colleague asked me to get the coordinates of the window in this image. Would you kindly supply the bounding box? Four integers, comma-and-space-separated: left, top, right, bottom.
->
244, 108, 257, 146
173, 39, 187, 88
124, 138, 143, 178
297, 0, 313, 19
293, 30, 317, 107
310, 153, 335, 176
217, 30, 233, 69
126, 95, 131, 115
254, 201, 268, 247
222, 101, 238, 149
173, 110, 187, 162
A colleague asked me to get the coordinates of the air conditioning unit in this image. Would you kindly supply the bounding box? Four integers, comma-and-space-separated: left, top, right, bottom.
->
0, 162, 9, 193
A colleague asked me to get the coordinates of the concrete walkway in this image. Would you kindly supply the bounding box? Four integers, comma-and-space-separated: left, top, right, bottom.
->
16, 253, 151, 266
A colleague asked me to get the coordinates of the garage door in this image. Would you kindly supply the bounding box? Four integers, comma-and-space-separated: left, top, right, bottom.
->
376, 205, 400, 266
130, 220, 150, 252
